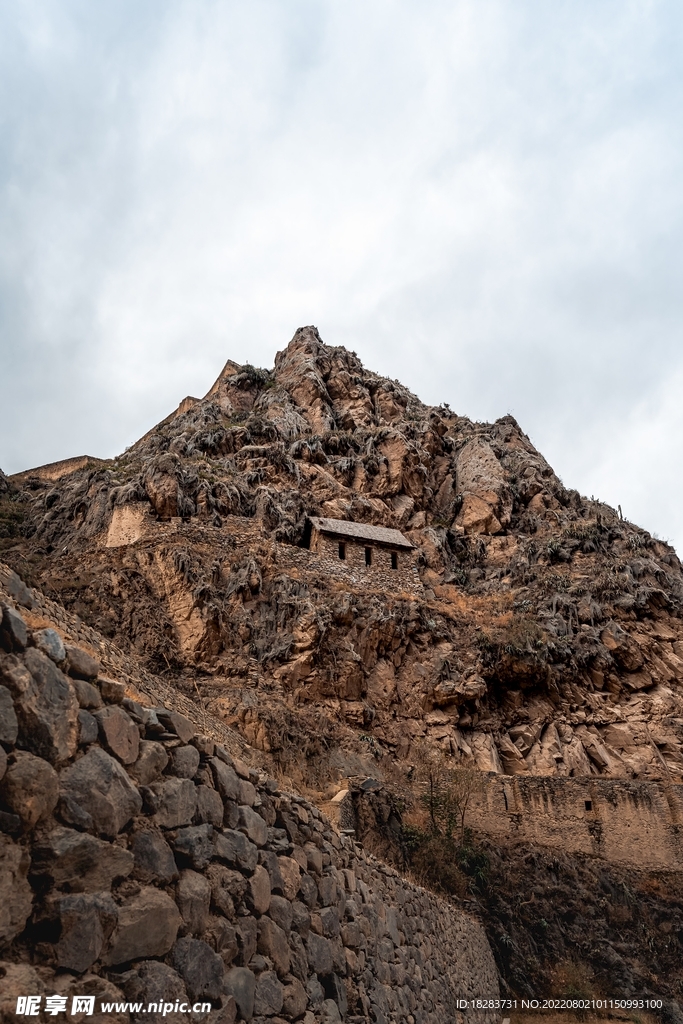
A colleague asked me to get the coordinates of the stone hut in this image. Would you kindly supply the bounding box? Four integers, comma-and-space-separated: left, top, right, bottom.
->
305, 517, 416, 588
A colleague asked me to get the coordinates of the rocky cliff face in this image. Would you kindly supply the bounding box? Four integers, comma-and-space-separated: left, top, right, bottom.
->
0, 573, 498, 1024
2, 326, 683, 794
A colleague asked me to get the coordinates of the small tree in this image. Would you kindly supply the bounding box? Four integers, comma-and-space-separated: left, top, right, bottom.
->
406, 745, 488, 896
413, 744, 483, 841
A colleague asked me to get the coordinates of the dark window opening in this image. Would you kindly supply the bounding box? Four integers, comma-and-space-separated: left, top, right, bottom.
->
391, 552, 398, 570
503, 789, 508, 811
365, 546, 372, 566
585, 800, 592, 811
338, 542, 346, 560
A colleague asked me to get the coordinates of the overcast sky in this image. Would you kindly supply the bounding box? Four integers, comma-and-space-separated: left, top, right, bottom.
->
2, 1, 683, 551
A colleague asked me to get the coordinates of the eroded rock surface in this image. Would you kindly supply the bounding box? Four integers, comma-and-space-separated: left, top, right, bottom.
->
3, 327, 683, 795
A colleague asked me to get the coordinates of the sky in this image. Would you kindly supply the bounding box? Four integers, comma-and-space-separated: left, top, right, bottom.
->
1, 1, 683, 551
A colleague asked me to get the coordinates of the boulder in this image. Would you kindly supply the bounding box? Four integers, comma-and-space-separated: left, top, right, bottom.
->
54, 892, 118, 972
288, 931, 309, 983
291, 901, 311, 937
223, 799, 240, 830
0, 964, 44, 1023
235, 917, 258, 965
237, 779, 257, 807
0, 750, 59, 828
320, 906, 340, 938
131, 829, 179, 884
5, 570, 34, 608
306, 932, 334, 975
253, 971, 283, 1017
206, 863, 247, 918
304, 844, 323, 875
72, 679, 102, 709
33, 826, 133, 892
144, 460, 182, 520
0, 835, 32, 942
100, 677, 126, 703
317, 875, 337, 907
282, 977, 308, 1020
432, 675, 487, 707
95, 706, 140, 764
258, 850, 284, 895
223, 967, 255, 1021
104, 887, 181, 965
205, 916, 238, 965
298, 873, 318, 909
156, 709, 195, 743
78, 709, 99, 745
211, 757, 240, 802
237, 805, 268, 847
11, 648, 79, 763
508, 723, 538, 756
215, 829, 258, 872
277, 856, 301, 901
306, 975, 325, 1010
1, 606, 28, 651
266, 895, 292, 934
195, 785, 224, 826
148, 777, 198, 829
497, 733, 529, 775
65, 643, 101, 680
173, 824, 215, 870
0, 684, 18, 745
470, 732, 503, 774
455, 438, 511, 527
59, 746, 142, 836
454, 493, 501, 536
129, 740, 169, 785
170, 936, 224, 1003
322, 975, 347, 1018
257, 917, 290, 977
177, 869, 211, 935
33, 628, 66, 663
170, 744, 200, 779
123, 961, 188, 1024
247, 864, 271, 915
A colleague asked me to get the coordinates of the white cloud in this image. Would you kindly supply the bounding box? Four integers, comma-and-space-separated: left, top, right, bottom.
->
1, 0, 683, 551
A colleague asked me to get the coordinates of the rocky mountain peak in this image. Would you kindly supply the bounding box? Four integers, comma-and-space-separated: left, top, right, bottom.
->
1, 327, 683, 794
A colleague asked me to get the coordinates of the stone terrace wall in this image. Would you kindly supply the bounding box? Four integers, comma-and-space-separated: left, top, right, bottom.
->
0, 589, 498, 1024
0, 563, 245, 761
9, 456, 107, 484
311, 535, 420, 597
469, 773, 683, 870
100, 511, 423, 599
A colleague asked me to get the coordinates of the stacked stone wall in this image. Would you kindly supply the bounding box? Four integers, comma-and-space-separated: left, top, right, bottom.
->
0, 563, 243, 760
469, 773, 683, 869
101, 512, 423, 598
9, 456, 107, 485
277, 540, 421, 599
0, 582, 498, 1024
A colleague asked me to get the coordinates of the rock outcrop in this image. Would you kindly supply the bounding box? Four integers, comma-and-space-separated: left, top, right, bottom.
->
3, 326, 683, 792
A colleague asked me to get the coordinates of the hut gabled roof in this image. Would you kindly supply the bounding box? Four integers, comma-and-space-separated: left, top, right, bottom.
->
309, 516, 413, 550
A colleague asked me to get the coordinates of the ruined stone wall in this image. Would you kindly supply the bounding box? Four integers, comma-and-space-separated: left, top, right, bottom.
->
101, 511, 423, 598
469, 773, 683, 869
0, 563, 243, 759
280, 536, 421, 598
9, 456, 107, 484
0, 588, 498, 1024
